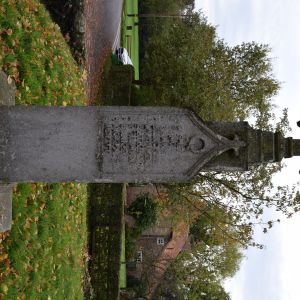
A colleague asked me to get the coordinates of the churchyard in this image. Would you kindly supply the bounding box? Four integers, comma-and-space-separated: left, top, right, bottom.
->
2, 1, 300, 300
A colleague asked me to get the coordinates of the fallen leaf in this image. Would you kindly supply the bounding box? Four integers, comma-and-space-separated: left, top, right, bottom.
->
0, 253, 8, 262
1, 284, 8, 294
7, 76, 13, 85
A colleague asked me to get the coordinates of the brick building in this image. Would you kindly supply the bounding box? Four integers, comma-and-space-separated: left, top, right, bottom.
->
126, 185, 190, 299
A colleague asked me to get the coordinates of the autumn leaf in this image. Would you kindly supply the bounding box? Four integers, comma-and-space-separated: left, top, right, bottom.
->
0, 253, 8, 262
1, 284, 8, 294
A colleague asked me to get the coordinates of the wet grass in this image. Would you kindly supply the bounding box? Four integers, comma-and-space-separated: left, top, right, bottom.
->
120, 185, 127, 289
0, 0, 87, 298
1, 184, 87, 299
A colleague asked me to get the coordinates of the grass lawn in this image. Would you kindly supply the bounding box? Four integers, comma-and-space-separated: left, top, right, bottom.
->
122, 0, 140, 80
0, 1, 87, 298
119, 184, 127, 289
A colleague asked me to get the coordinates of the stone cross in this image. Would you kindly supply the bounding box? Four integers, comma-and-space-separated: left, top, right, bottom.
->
1, 70, 300, 231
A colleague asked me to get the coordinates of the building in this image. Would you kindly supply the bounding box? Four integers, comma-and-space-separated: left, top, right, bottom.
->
126, 185, 190, 299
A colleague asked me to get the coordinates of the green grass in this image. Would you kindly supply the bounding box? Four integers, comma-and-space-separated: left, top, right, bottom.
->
1, 184, 87, 299
0, 0, 86, 106
119, 184, 127, 289
122, 0, 140, 80
0, 1, 87, 298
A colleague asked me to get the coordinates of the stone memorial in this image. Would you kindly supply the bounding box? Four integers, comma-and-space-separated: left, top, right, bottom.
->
1, 69, 300, 231
1, 106, 300, 184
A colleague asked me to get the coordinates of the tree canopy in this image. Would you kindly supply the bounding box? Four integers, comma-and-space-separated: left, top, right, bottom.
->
154, 205, 242, 300
139, 11, 280, 127
137, 6, 299, 247
133, 2, 300, 299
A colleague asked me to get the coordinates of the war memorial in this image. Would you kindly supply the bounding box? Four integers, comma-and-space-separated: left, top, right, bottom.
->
1, 71, 300, 231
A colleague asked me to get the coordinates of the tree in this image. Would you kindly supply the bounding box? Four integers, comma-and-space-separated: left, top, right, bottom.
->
133, 4, 300, 299
139, 11, 279, 125
152, 205, 244, 300
136, 9, 300, 249
127, 193, 158, 231
151, 240, 235, 300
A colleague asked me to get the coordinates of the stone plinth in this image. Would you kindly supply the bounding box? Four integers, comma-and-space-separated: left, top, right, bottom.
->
0, 71, 15, 232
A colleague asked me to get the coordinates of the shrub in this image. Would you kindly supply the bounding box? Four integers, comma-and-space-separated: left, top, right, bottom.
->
127, 193, 158, 231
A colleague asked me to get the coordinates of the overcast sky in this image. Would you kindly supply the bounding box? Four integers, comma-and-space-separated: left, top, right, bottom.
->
194, 1, 300, 299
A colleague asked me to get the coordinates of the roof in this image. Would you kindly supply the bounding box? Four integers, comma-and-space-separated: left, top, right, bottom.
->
145, 221, 189, 299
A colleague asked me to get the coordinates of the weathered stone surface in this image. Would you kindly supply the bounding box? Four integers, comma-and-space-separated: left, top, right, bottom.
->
205, 121, 300, 171
1, 104, 299, 186
0, 71, 15, 232
0, 184, 13, 232
1, 106, 99, 182
0, 71, 16, 106
98, 107, 245, 182
0, 106, 246, 183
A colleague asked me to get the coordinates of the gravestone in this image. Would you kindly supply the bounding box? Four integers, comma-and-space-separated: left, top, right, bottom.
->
0, 71, 16, 232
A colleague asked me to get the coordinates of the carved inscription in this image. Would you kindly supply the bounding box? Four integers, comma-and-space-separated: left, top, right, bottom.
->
96, 107, 233, 182
102, 114, 190, 174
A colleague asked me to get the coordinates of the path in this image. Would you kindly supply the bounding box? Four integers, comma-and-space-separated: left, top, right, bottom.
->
85, 0, 124, 104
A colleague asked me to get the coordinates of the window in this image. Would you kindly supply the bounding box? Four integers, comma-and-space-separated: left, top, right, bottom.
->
157, 237, 165, 245
136, 251, 143, 263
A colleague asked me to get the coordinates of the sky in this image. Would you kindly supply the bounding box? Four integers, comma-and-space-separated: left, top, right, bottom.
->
194, 1, 300, 299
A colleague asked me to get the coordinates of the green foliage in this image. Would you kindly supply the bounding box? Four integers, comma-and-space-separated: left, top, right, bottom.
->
155, 239, 236, 300
139, 11, 280, 127
136, 4, 299, 298
125, 276, 148, 299
156, 273, 230, 300
155, 206, 242, 299
127, 193, 158, 231
125, 225, 140, 261
190, 204, 252, 248
139, 0, 190, 14
136, 6, 299, 249
96, 60, 134, 105
125, 194, 158, 260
